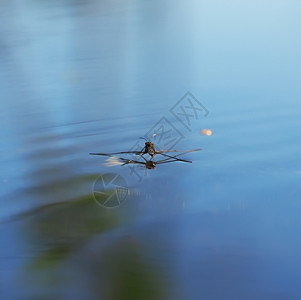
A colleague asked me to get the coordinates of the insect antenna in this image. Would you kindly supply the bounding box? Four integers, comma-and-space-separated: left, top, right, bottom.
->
139, 133, 157, 142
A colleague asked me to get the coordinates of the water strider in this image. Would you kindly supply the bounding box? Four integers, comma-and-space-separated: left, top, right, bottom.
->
90, 137, 201, 168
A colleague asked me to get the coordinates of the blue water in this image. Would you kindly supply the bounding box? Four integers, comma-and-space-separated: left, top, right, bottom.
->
1, 1, 301, 299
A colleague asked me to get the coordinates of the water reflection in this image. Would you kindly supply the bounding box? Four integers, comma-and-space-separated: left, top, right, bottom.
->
21, 195, 172, 300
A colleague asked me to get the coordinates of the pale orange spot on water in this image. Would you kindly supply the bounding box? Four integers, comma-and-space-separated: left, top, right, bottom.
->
201, 129, 213, 136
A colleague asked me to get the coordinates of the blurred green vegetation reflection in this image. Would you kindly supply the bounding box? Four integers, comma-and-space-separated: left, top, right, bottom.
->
16, 171, 168, 300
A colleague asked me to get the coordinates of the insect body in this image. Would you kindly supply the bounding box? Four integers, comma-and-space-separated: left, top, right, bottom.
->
144, 141, 156, 157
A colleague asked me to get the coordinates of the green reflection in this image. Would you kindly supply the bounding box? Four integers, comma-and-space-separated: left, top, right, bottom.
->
25, 190, 120, 269
98, 240, 167, 300
19, 172, 169, 299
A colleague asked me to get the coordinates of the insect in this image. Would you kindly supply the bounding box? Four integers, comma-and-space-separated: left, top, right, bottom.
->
92, 149, 200, 169
90, 135, 202, 164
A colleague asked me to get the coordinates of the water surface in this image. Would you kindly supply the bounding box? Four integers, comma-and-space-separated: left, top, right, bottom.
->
1, 0, 301, 299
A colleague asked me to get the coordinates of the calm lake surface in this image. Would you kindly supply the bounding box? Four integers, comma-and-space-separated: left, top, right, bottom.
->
1, 1, 301, 299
